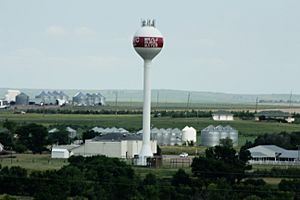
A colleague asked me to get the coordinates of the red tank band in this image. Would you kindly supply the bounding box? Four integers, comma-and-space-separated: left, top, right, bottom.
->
133, 37, 164, 48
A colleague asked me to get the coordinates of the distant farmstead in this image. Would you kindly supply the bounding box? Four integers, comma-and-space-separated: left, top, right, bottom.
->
255, 110, 295, 123
212, 110, 234, 121
72, 92, 105, 106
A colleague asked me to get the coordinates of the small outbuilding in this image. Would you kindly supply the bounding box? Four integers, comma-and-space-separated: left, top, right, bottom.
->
51, 145, 79, 159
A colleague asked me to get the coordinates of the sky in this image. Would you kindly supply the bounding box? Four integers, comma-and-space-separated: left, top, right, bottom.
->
0, 0, 300, 94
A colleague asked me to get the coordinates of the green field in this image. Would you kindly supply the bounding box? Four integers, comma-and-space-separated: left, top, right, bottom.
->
1, 113, 300, 136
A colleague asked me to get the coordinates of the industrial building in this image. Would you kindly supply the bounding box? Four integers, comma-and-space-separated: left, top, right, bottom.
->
15, 92, 29, 105
254, 111, 295, 123
5, 90, 21, 103
248, 145, 300, 165
72, 92, 105, 106
71, 133, 157, 159
212, 110, 234, 121
201, 125, 238, 147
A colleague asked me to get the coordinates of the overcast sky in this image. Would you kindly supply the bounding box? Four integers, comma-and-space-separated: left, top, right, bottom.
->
0, 0, 299, 94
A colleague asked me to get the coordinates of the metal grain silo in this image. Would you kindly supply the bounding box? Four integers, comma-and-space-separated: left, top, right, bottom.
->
218, 125, 229, 140
201, 125, 220, 147
15, 92, 29, 105
226, 125, 238, 147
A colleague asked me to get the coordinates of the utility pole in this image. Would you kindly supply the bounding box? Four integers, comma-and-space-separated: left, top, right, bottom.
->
186, 92, 191, 118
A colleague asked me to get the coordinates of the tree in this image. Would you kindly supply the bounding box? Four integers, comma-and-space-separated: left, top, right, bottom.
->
0, 128, 14, 149
82, 130, 97, 143
2, 119, 17, 132
48, 130, 69, 145
192, 145, 251, 184
15, 123, 48, 154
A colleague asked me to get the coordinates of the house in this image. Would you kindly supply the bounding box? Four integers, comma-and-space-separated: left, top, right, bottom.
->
212, 110, 234, 121
254, 110, 295, 123
248, 145, 299, 165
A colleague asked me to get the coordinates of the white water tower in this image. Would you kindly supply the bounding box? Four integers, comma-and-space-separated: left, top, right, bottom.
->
133, 19, 164, 165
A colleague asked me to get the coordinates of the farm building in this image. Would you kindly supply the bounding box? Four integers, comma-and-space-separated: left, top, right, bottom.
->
248, 145, 300, 165
71, 133, 157, 159
51, 145, 80, 158
72, 92, 105, 106
201, 125, 238, 147
15, 92, 29, 105
212, 110, 234, 121
254, 111, 295, 123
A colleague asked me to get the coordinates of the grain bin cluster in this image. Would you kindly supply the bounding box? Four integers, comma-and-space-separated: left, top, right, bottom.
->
201, 125, 238, 147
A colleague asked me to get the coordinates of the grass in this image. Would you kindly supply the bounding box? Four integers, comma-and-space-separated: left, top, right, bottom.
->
0, 154, 68, 172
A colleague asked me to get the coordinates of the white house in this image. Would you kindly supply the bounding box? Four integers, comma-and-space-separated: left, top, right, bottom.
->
212, 111, 234, 121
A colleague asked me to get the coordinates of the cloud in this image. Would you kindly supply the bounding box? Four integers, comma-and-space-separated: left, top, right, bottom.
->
75, 26, 96, 37
46, 26, 67, 37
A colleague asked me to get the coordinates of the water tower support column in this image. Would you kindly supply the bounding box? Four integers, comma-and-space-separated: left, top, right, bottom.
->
138, 59, 153, 165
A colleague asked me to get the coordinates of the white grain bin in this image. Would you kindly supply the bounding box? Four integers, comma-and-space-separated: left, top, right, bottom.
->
181, 126, 197, 145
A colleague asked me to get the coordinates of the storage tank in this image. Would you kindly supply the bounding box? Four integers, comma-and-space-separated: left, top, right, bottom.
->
15, 92, 29, 105
201, 125, 239, 147
182, 126, 197, 145
201, 125, 220, 147
227, 126, 238, 147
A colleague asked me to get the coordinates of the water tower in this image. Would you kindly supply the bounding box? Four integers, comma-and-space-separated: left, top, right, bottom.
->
133, 19, 164, 165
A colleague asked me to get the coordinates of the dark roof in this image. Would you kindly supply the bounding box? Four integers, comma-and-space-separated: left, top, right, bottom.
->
255, 110, 292, 117
92, 132, 142, 141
